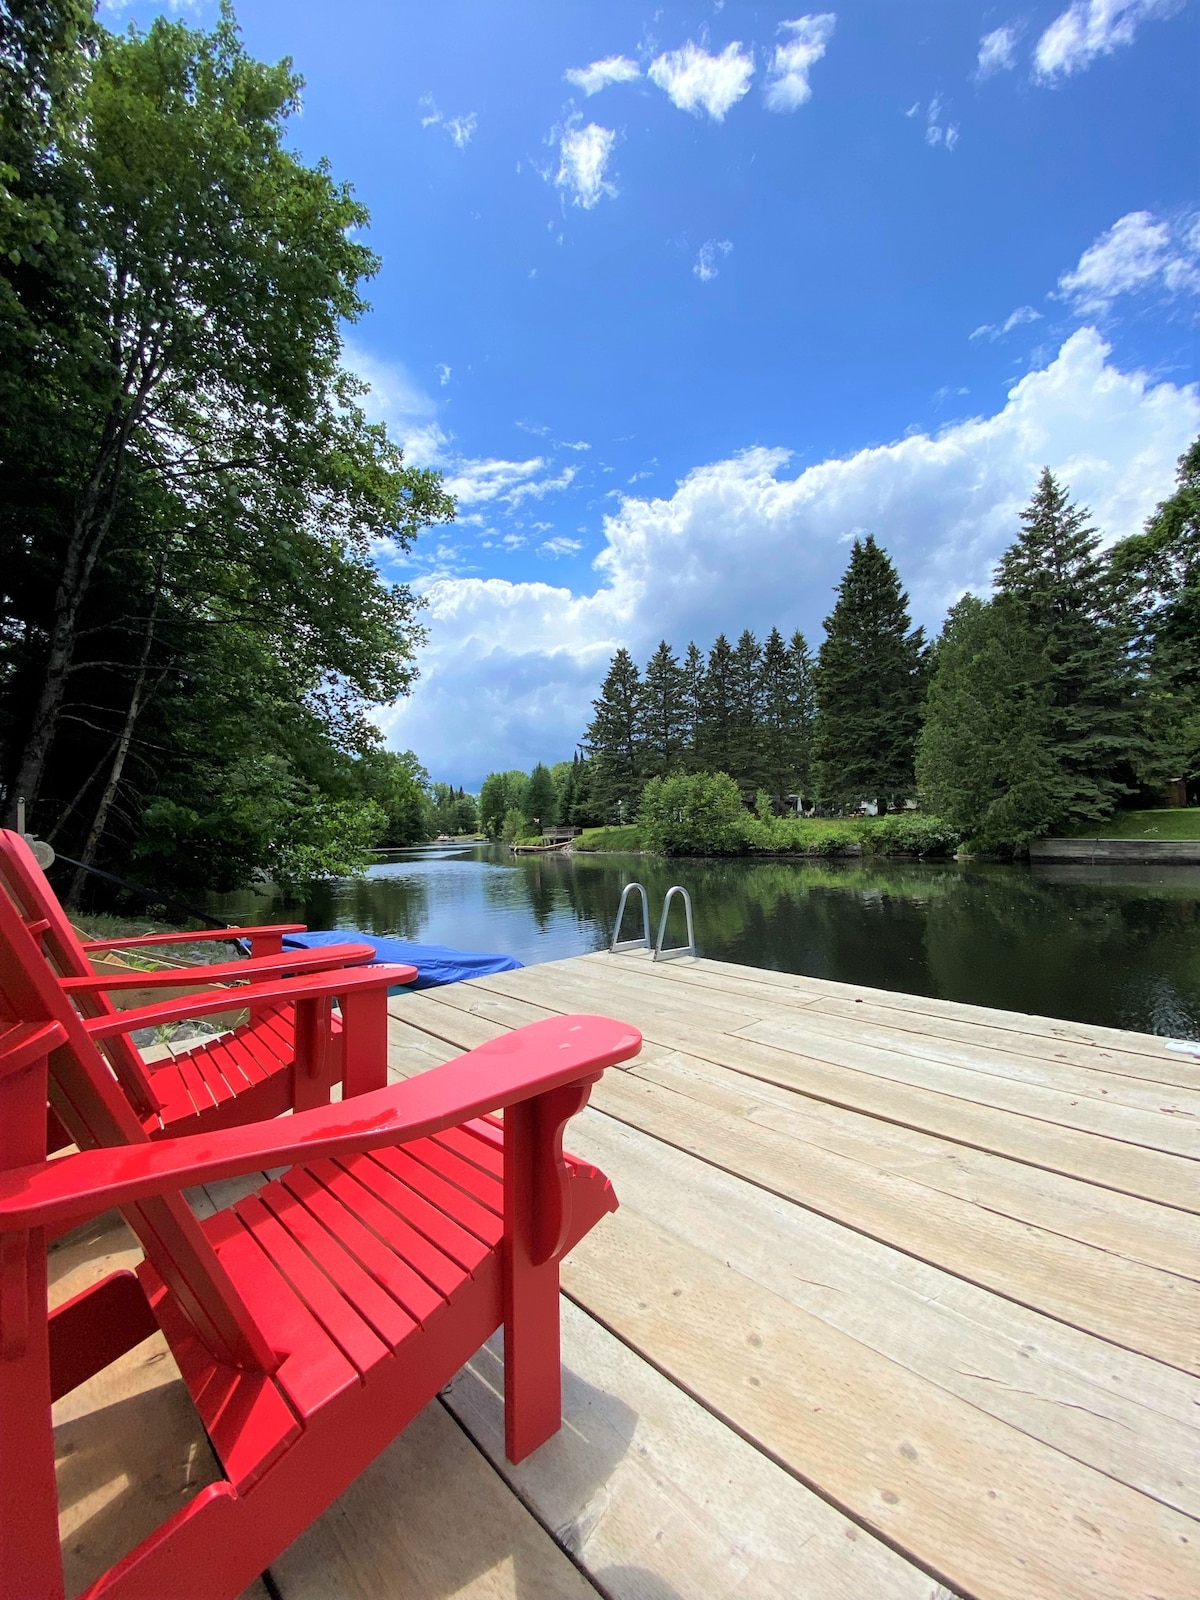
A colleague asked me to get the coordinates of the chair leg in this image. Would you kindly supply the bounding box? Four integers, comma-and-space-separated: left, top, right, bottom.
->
0, 1230, 63, 1599
502, 1097, 563, 1464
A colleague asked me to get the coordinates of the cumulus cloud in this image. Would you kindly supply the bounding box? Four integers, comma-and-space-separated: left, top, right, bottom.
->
1058, 210, 1200, 311
648, 41, 756, 121
383, 331, 1199, 786
693, 239, 733, 281
441, 459, 577, 510
977, 23, 1019, 77
763, 14, 836, 111
554, 122, 618, 208
564, 55, 641, 95
969, 305, 1044, 341
1034, 0, 1183, 82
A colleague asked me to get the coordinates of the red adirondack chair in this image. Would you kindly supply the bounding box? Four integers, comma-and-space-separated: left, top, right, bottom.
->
0, 829, 409, 1140
0, 869, 637, 1599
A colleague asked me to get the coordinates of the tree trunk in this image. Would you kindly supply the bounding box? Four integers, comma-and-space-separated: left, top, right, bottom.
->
4, 348, 161, 828
65, 582, 162, 909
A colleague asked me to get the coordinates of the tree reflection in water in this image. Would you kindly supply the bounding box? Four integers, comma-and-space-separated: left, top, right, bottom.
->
207, 845, 1200, 1036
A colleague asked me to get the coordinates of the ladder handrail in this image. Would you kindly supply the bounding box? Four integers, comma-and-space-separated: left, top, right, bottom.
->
610, 882, 651, 952
654, 885, 696, 962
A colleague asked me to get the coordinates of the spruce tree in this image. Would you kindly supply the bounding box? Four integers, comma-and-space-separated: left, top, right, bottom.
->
681, 641, 706, 771
995, 468, 1142, 824
729, 629, 764, 788
812, 535, 925, 812
696, 634, 736, 776
787, 630, 816, 801
640, 641, 689, 778
1108, 437, 1200, 796
584, 648, 645, 820
759, 627, 792, 804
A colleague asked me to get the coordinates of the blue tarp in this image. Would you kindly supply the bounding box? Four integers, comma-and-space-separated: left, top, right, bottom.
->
280, 928, 523, 990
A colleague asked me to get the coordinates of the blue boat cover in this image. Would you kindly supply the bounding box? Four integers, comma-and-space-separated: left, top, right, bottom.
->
280, 928, 523, 990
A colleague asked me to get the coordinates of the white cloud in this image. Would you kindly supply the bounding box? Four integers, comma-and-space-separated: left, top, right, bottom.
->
969, 305, 1044, 341
506, 465, 578, 507
1058, 210, 1200, 311
693, 239, 733, 281
764, 14, 836, 111
554, 122, 618, 209
564, 56, 641, 95
540, 536, 585, 557
1034, 0, 1182, 82
383, 331, 1199, 786
344, 343, 448, 467
648, 41, 755, 121
560, 439, 591, 451
418, 97, 478, 148
436, 363, 452, 387
977, 23, 1019, 77
919, 97, 959, 151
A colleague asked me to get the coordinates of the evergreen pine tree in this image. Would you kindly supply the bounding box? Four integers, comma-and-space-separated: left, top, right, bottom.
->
681, 641, 706, 771
759, 627, 792, 804
729, 629, 764, 788
995, 468, 1143, 823
787, 630, 816, 802
640, 640, 689, 778
812, 535, 925, 812
696, 634, 736, 776
584, 648, 645, 820
1108, 437, 1200, 798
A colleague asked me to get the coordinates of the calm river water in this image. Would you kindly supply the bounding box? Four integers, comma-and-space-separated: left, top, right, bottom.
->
208, 844, 1200, 1038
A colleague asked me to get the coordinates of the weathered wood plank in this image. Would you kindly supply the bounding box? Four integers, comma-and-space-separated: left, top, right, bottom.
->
565, 1207, 1200, 1600
447, 1301, 953, 1600
590, 1068, 1200, 1373
567, 1109, 1200, 1515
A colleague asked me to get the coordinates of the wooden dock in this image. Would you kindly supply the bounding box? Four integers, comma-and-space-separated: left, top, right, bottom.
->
52, 950, 1200, 1599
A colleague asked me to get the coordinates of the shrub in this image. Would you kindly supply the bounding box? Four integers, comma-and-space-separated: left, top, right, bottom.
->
860, 814, 962, 857
638, 772, 751, 855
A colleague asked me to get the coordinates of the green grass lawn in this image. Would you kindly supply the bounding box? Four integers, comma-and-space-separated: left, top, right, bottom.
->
1072, 808, 1200, 840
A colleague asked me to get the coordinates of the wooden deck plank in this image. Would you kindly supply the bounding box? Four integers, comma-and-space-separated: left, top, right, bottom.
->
582, 952, 1200, 1092
592, 1066, 1199, 1373
564, 1205, 1200, 1600
446, 969, 1198, 1210
399, 987, 1199, 1282
567, 1109, 1200, 1516
446, 1300, 957, 1600
519, 958, 1200, 1154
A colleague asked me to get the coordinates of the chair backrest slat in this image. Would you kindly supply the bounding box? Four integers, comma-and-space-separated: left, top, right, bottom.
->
0, 837, 274, 1374
0, 832, 161, 1119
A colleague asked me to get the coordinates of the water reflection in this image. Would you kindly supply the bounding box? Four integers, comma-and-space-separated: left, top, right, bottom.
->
207, 845, 1200, 1036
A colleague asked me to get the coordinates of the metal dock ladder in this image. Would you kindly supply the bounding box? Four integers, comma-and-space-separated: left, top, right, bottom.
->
610, 882, 696, 961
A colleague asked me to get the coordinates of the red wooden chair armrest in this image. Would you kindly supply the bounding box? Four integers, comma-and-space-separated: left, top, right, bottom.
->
0, 1020, 69, 1074
61, 943, 377, 993
0, 1014, 642, 1233
80, 924, 308, 953
79, 963, 417, 1039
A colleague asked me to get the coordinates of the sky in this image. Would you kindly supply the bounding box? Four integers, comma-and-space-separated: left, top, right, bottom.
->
109, 1, 1200, 790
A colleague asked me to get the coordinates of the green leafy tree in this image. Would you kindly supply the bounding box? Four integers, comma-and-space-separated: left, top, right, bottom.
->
812, 535, 926, 812
353, 748, 430, 845
1109, 438, 1200, 797
0, 5, 452, 892
478, 769, 528, 837
524, 763, 557, 831
585, 648, 644, 821
638, 770, 750, 855
640, 640, 689, 779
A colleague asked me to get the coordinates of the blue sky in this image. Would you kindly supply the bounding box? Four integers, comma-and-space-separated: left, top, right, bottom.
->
110, 2, 1199, 789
